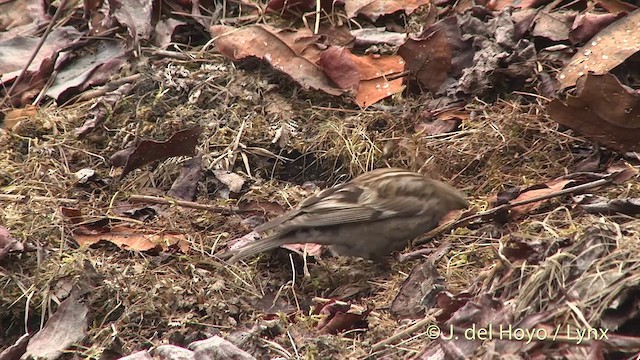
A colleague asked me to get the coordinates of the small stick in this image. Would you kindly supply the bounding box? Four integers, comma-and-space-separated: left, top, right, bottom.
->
128, 194, 244, 214
0, 194, 78, 205
369, 309, 442, 353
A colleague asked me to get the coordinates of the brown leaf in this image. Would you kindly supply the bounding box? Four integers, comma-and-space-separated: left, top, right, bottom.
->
0, 105, 38, 130
531, 10, 576, 42
569, 12, 622, 44
111, 126, 202, 179
548, 73, 640, 152
315, 300, 370, 334
487, 0, 546, 10
23, 293, 88, 360
210, 24, 344, 96
0, 334, 29, 360
73, 225, 190, 253
0, 27, 83, 107
500, 235, 547, 264
0, 226, 24, 260
167, 155, 202, 201
74, 82, 133, 136
509, 179, 574, 218
607, 162, 639, 184
398, 17, 472, 93
572, 148, 601, 172
593, 0, 638, 14
577, 197, 640, 215
430, 295, 510, 359
344, 0, 431, 21
0, 0, 47, 34
557, 9, 640, 89
319, 46, 405, 107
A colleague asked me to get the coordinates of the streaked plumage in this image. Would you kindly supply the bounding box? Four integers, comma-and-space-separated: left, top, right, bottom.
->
227, 168, 468, 263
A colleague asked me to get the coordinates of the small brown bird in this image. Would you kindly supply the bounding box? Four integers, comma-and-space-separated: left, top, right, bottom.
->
227, 168, 468, 263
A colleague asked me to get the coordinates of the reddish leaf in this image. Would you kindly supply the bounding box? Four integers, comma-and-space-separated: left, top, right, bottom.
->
315, 300, 370, 334
548, 73, 640, 152
557, 9, 640, 89
74, 224, 190, 253
344, 0, 431, 21
570, 12, 622, 44
509, 179, 574, 217
111, 126, 202, 179
319, 46, 405, 107
398, 17, 472, 93
210, 24, 344, 96
0, 27, 83, 107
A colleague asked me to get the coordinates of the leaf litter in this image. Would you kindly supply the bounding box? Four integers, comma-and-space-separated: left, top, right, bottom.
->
1, 0, 640, 359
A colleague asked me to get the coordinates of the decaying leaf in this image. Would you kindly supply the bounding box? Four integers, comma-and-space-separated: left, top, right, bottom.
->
22, 293, 88, 360
314, 299, 370, 334
168, 155, 202, 201
318, 46, 405, 107
556, 9, 640, 89
210, 24, 344, 96
548, 73, 640, 152
74, 225, 190, 253
110, 126, 202, 179
344, 0, 431, 21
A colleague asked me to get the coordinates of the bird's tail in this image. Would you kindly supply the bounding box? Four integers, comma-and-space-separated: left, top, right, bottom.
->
226, 234, 289, 264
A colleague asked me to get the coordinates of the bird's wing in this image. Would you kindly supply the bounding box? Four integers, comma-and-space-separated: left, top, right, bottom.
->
271, 180, 432, 230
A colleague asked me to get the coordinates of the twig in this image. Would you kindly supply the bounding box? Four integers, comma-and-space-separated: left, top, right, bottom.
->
314, 0, 321, 34
76, 74, 141, 102
0, 194, 78, 205
128, 194, 245, 214
369, 309, 442, 353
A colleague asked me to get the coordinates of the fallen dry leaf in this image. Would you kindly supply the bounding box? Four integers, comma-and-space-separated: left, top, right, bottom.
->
391, 243, 451, 319
111, 126, 202, 179
501, 179, 575, 218
46, 40, 128, 104
210, 24, 344, 96
74, 225, 190, 253
594, 0, 638, 14
168, 155, 202, 201
531, 10, 576, 42
0, 27, 84, 107
22, 293, 88, 360
314, 300, 370, 334
75, 83, 134, 136
319, 46, 405, 107
548, 73, 640, 152
487, 0, 546, 10
398, 16, 471, 93
344, 0, 430, 21
557, 9, 640, 89
569, 12, 622, 44
0, 105, 37, 130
